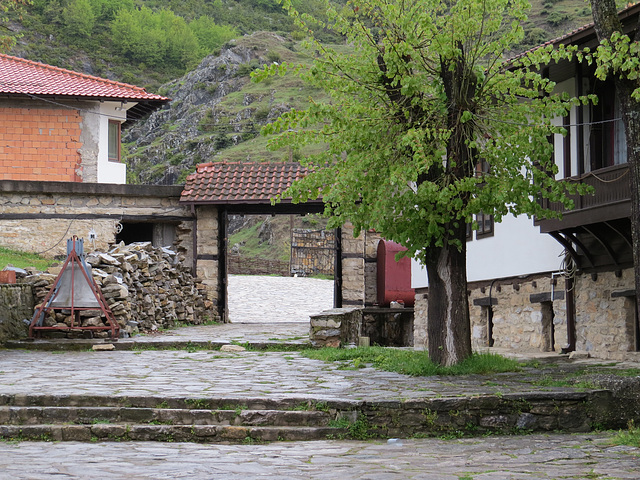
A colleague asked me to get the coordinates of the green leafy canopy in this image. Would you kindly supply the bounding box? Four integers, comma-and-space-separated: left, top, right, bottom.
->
255, 0, 588, 263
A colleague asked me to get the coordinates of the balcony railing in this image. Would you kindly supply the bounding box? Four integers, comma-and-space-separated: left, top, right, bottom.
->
537, 163, 631, 231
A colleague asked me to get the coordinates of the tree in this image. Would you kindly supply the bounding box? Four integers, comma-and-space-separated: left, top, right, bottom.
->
588, 0, 640, 346
189, 16, 237, 57
258, 0, 587, 365
62, 0, 95, 38
88, 0, 134, 21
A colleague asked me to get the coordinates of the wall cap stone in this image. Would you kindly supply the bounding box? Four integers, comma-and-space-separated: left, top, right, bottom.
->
0, 180, 183, 199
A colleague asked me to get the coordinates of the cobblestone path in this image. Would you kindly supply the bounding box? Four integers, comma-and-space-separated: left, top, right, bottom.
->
0, 434, 637, 479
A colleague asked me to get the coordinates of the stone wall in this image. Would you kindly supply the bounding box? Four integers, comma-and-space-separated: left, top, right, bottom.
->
0, 284, 34, 343
193, 206, 225, 320
413, 292, 428, 349
0, 181, 193, 262
416, 273, 568, 353
574, 269, 635, 358
414, 266, 639, 361
310, 306, 414, 348
469, 274, 568, 353
228, 255, 290, 276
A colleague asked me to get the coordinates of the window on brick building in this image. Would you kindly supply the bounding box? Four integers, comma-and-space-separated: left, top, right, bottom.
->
108, 120, 121, 163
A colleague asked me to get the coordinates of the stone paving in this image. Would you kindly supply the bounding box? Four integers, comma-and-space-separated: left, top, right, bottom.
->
228, 274, 335, 323
1, 275, 639, 478
0, 434, 638, 479
0, 348, 581, 400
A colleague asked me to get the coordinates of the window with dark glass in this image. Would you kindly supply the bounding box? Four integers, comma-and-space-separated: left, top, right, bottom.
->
588, 80, 626, 171
476, 211, 494, 239
108, 120, 121, 163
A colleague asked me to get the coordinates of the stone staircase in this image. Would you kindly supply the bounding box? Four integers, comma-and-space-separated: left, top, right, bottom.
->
1, 387, 633, 443
0, 395, 354, 443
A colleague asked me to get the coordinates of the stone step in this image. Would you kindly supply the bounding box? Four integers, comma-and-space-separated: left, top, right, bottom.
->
0, 394, 359, 412
0, 424, 348, 443
0, 390, 618, 442
0, 405, 338, 427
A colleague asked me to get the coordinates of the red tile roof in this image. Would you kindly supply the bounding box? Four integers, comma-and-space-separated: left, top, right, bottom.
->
0, 53, 168, 102
181, 161, 316, 204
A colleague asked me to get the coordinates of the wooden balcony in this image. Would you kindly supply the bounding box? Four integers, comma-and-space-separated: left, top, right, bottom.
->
536, 163, 631, 233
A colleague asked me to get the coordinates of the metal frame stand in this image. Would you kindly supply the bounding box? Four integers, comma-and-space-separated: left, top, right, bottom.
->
29, 236, 120, 340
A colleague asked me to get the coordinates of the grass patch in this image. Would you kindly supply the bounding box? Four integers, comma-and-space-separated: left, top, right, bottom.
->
301, 347, 521, 376
612, 421, 640, 449
533, 372, 597, 390
0, 247, 56, 271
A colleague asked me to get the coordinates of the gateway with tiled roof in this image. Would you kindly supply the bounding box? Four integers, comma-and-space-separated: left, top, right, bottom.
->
0, 54, 169, 184
181, 162, 323, 213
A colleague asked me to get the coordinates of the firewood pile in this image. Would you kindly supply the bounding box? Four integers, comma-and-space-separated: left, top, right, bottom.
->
27, 242, 212, 337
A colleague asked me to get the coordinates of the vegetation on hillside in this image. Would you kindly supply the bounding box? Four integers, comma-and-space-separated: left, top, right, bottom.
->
9, 0, 345, 89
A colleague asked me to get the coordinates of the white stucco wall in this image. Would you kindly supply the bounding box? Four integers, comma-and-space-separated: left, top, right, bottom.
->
411, 214, 565, 288
96, 101, 129, 184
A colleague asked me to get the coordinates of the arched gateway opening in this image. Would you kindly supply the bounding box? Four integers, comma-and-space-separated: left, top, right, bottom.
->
180, 162, 345, 323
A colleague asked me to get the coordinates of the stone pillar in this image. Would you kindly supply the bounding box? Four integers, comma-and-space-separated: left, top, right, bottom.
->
364, 230, 381, 306
413, 290, 428, 349
340, 223, 365, 307
340, 224, 381, 307
195, 205, 222, 321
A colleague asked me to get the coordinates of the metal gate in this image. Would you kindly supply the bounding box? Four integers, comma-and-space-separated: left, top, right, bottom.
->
290, 229, 336, 276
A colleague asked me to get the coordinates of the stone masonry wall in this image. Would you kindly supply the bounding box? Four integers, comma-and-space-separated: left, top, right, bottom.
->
416, 274, 567, 353
340, 223, 364, 306
469, 274, 568, 353
414, 267, 638, 361
0, 181, 193, 262
574, 269, 635, 358
414, 291, 428, 349
0, 284, 34, 343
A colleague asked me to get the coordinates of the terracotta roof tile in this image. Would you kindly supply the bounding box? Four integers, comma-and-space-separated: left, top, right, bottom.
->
180, 161, 314, 204
0, 53, 168, 102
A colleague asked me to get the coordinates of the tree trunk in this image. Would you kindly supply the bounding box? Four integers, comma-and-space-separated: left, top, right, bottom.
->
590, 0, 640, 346
424, 222, 472, 366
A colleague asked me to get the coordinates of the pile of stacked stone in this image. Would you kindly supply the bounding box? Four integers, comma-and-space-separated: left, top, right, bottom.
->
28, 242, 211, 337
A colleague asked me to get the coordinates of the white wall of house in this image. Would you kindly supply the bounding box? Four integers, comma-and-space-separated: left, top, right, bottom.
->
96, 101, 128, 184
411, 214, 565, 288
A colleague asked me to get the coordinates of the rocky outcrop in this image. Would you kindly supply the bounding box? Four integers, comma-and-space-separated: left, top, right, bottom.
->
124, 32, 299, 185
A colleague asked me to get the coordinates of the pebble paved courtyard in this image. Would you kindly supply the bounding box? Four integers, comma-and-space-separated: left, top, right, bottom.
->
0, 276, 639, 479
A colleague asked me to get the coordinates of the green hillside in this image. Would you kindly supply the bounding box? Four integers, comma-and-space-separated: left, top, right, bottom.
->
7, 0, 343, 91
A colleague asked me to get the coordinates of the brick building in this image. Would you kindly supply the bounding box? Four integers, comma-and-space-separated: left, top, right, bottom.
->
0, 54, 168, 183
